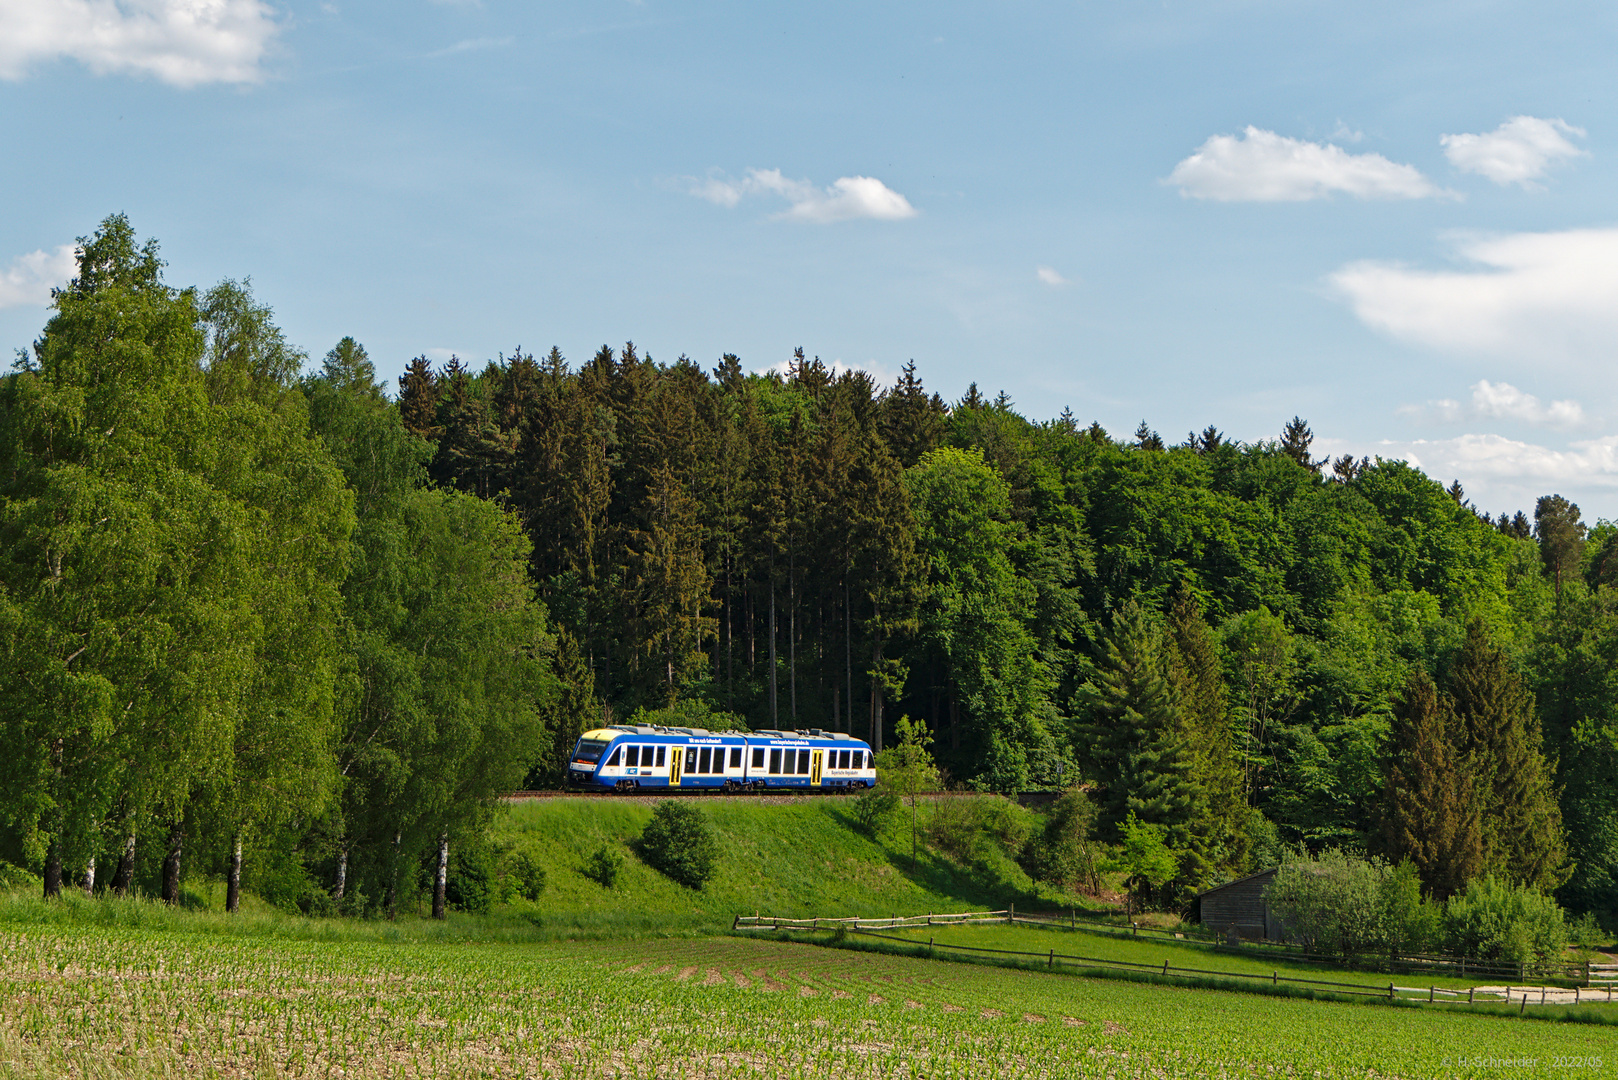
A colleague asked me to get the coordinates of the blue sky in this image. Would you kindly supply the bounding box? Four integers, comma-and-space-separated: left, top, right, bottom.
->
3, 1, 1617, 517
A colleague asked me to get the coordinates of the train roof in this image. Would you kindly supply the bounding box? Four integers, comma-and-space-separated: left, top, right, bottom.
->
580, 725, 868, 744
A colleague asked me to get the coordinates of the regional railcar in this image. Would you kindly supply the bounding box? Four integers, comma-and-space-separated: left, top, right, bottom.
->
567, 725, 875, 792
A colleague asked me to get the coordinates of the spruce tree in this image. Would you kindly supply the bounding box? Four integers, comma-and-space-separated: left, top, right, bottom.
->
1279, 416, 1320, 473
1448, 620, 1570, 891
1381, 671, 1485, 900
397, 355, 439, 439
1078, 603, 1205, 854
1165, 588, 1247, 873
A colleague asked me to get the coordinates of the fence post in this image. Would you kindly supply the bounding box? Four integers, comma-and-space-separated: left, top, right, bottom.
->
1428, 986, 1434, 1003
1468, 987, 1474, 1004
1048, 950, 1053, 968
1008, 902, 1015, 925
1071, 907, 1075, 929
1272, 971, 1277, 986
1388, 983, 1394, 1001
1163, 960, 1169, 977
1584, 959, 1590, 986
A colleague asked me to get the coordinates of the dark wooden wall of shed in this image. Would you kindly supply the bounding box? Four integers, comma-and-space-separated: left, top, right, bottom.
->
1199, 871, 1277, 940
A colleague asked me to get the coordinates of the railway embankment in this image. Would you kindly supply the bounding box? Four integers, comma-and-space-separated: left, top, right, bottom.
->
488, 794, 1095, 935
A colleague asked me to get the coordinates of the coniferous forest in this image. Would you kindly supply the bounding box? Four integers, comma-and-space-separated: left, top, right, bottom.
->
3, 218, 1615, 928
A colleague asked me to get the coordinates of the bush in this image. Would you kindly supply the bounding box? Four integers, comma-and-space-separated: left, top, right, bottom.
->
637, 802, 717, 889
1263, 850, 1444, 958
973, 796, 1031, 855
925, 798, 982, 863
1101, 813, 1179, 910
1444, 875, 1567, 967
1380, 860, 1440, 955
1264, 849, 1385, 956
1020, 786, 1104, 894
499, 846, 547, 902
850, 790, 899, 837
583, 845, 623, 889
444, 843, 494, 914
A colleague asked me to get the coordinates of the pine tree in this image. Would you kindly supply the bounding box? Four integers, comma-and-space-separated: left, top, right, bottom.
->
627, 466, 713, 703
1165, 587, 1247, 873
397, 356, 439, 439
1534, 495, 1585, 600
1279, 416, 1320, 473
1078, 603, 1205, 852
1132, 421, 1163, 452
1381, 671, 1485, 900
878, 360, 947, 468
1448, 620, 1570, 891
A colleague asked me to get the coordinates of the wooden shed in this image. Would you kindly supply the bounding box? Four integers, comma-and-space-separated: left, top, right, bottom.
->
1196, 868, 1284, 942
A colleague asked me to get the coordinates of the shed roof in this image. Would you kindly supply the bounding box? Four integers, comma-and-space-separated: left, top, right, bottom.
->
1196, 866, 1277, 899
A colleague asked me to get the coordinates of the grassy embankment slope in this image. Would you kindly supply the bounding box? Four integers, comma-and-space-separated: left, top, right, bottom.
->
492, 794, 1080, 933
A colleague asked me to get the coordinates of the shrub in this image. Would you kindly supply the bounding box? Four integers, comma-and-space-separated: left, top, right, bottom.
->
925, 798, 982, 863
444, 843, 494, 914
637, 802, 717, 889
1020, 786, 1104, 895
850, 790, 899, 837
1264, 849, 1385, 956
1380, 859, 1440, 955
1443, 875, 1567, 967
499, 846, 547, 902
583, 845, 623, 889
973, 796, 1031, 854
1101, 813, 1179, 910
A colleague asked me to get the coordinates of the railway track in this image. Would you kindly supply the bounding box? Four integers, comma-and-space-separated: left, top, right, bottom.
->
505, 788, 1008, 802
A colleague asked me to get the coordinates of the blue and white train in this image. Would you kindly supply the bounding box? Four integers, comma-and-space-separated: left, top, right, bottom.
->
567, 725, 876, 792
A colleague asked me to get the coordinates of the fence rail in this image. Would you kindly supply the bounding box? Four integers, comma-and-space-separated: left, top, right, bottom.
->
1008, 908, 1598, 985
734, 909, 1618, 1002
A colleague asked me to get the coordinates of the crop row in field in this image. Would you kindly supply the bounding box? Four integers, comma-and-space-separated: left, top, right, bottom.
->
2, 926, 1611, 1079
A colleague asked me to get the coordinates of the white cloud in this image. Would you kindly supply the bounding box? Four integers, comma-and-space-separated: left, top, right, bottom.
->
1168, 126, 1444, 202
1331, 228, 1618, 367
689, 168, 918, 223
0, 0, 280, 86
0, 245, 76, 310
1410, 379, 1584, 428
1323, 432, 1618, 512
1036, 266, 1068, 286
1441, 116, 1586, 187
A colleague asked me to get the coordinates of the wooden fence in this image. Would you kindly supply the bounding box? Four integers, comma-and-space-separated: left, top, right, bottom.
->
733, 909, 1618, 1002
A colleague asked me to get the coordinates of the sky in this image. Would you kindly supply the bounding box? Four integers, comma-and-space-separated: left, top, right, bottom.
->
2, 1, 1617, 518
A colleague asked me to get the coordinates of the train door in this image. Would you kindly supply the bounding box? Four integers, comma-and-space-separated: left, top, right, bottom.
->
811, 749, 824, 786
670, 747, 683, 787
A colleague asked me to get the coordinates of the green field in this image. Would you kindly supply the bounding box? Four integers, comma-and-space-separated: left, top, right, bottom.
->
856, 919, 1492, 992
3, 924, 1611, 1079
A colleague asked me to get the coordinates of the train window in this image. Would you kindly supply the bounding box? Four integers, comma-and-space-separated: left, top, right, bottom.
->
834, 750, 845, 769
797, 752, 810, 775
626, 746, 639, 767
656, 746, 666, 767
752, 748, 765, 769
698, 747, 711, 773
606, 748, 620, 767
729, 747, 742, 769
769, 749, 781, 774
